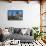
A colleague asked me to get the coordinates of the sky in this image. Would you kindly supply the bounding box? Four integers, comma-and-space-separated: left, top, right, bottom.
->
8, 10, 23, 16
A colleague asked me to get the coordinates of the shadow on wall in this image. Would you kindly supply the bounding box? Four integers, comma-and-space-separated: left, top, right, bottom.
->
0, 0, 9, 1
0, 0, 43, 4
0, 0, 28, 1
0, 0, 42, 1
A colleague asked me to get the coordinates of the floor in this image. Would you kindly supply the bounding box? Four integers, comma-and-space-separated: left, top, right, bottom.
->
0, 40, 46, 46
15, 40, 46, 46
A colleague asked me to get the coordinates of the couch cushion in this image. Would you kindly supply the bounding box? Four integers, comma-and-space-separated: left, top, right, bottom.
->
9, 33, 34, 43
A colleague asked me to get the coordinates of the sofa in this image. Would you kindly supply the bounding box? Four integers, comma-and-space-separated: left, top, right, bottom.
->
1, 27, 34, 43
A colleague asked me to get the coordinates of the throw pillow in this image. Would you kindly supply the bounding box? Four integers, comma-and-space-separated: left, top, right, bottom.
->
21, 28, 27, 35
14, 28, 21, 34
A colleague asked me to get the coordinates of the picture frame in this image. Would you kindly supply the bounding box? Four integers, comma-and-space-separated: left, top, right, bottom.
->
8, 10, 23, 20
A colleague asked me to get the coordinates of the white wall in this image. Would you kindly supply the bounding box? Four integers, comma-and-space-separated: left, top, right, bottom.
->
0, 1, 40, 28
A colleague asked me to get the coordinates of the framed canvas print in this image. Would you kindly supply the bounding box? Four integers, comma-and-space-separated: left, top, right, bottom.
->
8, 10, 23, 20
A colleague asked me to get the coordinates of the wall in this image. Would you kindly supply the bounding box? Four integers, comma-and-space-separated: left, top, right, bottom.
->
0, 1, 40, 28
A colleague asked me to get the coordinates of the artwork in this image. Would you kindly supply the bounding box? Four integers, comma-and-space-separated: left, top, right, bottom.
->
8, 10, 23, 20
